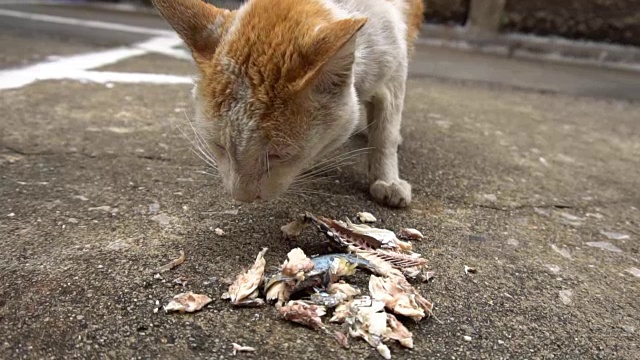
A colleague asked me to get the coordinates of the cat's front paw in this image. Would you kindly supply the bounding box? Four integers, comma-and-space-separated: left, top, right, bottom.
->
369, 179, 412, 208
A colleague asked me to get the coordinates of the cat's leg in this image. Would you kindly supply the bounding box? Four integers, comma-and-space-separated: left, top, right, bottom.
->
365, 79, 411, 208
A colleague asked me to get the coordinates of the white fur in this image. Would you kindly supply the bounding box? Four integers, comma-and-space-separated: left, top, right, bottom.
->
325, 0, 413, 207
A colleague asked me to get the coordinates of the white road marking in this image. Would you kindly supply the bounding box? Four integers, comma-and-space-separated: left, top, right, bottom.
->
51, 70, 193, 85
0, 8, 173, 36
0, 36, 192, 90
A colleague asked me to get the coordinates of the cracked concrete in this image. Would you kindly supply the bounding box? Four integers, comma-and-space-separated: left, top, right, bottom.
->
1, 2, 639, 360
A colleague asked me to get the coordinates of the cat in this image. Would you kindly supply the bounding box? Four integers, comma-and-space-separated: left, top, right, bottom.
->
152, 0, 424, 208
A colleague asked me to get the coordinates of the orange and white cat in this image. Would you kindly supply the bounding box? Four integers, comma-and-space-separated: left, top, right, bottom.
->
152, 0, 424, 207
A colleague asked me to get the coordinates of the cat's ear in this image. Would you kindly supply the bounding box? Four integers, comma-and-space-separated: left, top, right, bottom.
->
152, 0, 232, 66
295, 17, 368, 93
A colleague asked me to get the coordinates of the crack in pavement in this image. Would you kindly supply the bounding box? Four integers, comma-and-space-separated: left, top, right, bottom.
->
2, 146, 172, 162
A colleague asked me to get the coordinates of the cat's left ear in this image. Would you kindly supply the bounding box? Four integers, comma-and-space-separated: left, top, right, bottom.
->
152, 0, 232, 66
295, 17, 368, 93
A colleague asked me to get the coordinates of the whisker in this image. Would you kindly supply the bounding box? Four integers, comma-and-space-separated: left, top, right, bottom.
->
295, 161, 356, 183
296, 152, 364, 180
302, 147, 372, 174
292, 175, 338, 186
190, 148, 218, 171
183, 111, 218, 169
171, 114, 218, 171
185, 113, 217, 162
349, 120, 375, 138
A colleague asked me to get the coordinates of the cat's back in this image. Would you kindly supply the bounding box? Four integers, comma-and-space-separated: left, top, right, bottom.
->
328, 0, 423, 46
323, 0, 423, 97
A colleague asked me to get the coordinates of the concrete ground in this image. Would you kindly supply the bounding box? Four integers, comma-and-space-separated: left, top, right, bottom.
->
1, 2, 639, 360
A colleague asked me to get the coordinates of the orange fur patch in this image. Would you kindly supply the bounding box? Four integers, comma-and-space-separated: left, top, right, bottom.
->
201, 0, 364, 145
404, 0, 425, 54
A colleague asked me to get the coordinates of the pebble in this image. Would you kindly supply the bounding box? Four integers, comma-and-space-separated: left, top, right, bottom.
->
151, 214, 172, 226
464, 265, 477, 274
507, 239, 519, 246
149, 203, 160, 214
600, 231, 630, 240
357, 212, 377, 223
625, 267, 640, 278
557, 212, 585, 227
621, 325, 635, 333
550, 244, 572, 259
558, 290, 573, 305
585, 241, 622, 253
73, 195, 89, 201
214, 228, 225, 236
482, 194, 497, 202
68, 218, 79, 224
7, 213, 15, 217
463, 336, 472, 342
498, 340, 505, 345
546, 264, 561, 274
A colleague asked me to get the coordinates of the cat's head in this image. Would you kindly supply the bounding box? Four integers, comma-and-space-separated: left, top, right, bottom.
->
153, 0, 367, 202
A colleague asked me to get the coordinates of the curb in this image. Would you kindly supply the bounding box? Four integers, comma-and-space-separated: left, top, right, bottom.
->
418, 24, 640, 73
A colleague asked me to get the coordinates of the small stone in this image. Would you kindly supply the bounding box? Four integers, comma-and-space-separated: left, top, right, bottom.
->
600, 231, 630, 240
7, 213, 15, 217
154, 274, 163, 280
559, 290, 573, 305
482, 194, 497, 202
558, 212, 585, 222
621, 325, 635, 333
498, 340, 505, 345
586, 213, 604, 219
214, 228, 225, 236
76, 315, 84, 320
507, 239, 519, 246
625, 267, 640, 278
149, 203, 160, 214
73, 195, 89, 201
463, 336, 472, 342
586, 241, 622, 253
546, 264, 561, 274
106, 239, 131, 251
397, 228, 424, 241
356, 212, 377, 223
68, 218, 79, 224
550, 244, 572, 259
534, 208, 551, 217
460, 325, 475, 335
222, 209, 239, 215
203, 277, 218, 286
464, 265, 477, 274
151, 214, 172, 226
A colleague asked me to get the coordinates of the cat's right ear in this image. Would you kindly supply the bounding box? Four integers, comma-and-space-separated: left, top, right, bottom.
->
152, 0, 232, 66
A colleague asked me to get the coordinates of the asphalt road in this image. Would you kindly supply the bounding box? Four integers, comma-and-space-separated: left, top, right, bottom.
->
1, 2, 639, 360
